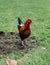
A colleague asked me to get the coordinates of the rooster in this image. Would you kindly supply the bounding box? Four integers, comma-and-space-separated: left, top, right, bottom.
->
18, 17, 32, 46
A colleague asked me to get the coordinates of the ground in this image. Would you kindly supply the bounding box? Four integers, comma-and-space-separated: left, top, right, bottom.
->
0, 31, 38, 57
0, 0, 50, 65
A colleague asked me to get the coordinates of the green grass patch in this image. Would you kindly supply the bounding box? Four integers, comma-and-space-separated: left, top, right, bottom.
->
0, 0, 50, 65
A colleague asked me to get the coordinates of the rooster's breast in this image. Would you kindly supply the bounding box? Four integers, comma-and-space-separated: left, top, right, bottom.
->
19, 29, 31, 40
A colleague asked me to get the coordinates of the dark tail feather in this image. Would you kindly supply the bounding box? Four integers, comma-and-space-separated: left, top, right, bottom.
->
18, 17, 23, 25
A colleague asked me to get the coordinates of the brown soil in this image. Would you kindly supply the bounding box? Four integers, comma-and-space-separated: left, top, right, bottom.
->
0, 31, 39, 57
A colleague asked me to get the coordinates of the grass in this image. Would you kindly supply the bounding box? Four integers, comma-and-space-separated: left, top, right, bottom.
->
18, 48, 50, 65
0, 0, 50, 65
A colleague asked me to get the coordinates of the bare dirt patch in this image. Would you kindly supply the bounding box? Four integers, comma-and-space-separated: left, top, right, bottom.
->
0, 31, 39, 57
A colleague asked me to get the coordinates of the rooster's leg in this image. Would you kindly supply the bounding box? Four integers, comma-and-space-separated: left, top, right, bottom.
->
22, 41, 25, 46
23, 39, 28, 46
21, 40, 27, 48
